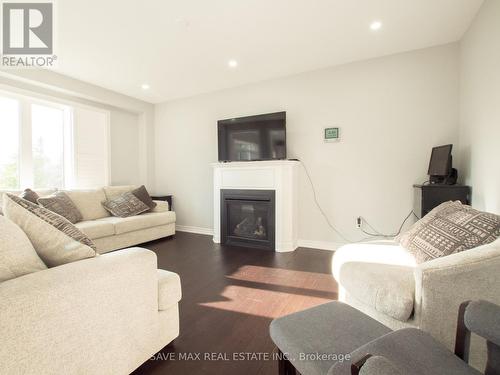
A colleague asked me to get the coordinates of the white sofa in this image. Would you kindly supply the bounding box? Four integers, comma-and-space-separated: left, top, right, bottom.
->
0, 247, 182, 374
0, 186, 176, 253
332, 238, 500, 371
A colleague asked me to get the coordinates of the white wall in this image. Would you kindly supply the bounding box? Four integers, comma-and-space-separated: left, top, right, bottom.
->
155, 44, 460, 246
458, 0, 500, 214
109, 110, 141, 185
0, 70, 154, 188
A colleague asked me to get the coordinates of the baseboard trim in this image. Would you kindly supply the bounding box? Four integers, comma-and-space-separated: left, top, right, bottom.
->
297, 240, 344, 252
176, 225, 213, 236
175, 226, 343, 251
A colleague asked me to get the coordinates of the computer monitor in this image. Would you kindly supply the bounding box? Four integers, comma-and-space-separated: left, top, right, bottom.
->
428, 144, 452, 178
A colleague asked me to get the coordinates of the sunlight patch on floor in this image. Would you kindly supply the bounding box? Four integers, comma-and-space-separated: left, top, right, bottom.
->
198, 284, 333, 319
226, 265, 335, 293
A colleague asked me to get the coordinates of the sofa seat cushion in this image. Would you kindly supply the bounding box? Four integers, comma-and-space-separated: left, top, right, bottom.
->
157, 269, 182, 311
105, 211, 176, 235
75, 218, 116, 240
339, 262, 415, 322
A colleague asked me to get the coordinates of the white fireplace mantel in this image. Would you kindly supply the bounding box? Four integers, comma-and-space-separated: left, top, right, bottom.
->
212, 160, 299, 252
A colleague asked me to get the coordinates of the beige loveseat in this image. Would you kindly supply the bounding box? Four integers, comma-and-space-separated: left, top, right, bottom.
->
332, 238, 500, 371
0, 185, 176, 253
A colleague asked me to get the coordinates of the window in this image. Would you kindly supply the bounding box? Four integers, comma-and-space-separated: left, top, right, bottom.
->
0, 97, 20, 189
0, 91, 110, 190
31, 104, 66, 189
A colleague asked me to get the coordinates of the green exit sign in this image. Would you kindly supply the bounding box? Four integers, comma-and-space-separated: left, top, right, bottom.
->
324, 127, 340, 142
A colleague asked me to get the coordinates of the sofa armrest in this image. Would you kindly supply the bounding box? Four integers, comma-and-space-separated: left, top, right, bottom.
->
412, 240, 500, 352
0, 247, 160, 374
152, 200, 169, 212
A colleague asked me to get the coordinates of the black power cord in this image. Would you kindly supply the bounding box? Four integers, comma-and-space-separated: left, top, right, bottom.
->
359, 210, 419, 238
299, 159, 418, 242
300, 159, 354, 243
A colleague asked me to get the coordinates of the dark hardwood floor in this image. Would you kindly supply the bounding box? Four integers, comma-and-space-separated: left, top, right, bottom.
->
133, 232, 338, 375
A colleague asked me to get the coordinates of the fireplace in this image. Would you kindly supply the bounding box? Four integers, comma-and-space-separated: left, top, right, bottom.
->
221, 189, 275, 250
213, 161, 298, 252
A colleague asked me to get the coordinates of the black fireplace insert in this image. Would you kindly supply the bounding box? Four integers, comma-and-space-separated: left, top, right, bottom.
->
221, 189, 275, 250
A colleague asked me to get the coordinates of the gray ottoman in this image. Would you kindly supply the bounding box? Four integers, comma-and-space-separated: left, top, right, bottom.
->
269, 301, 391, 375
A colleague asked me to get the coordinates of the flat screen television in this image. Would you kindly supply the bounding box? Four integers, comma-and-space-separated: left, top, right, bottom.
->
217, 112, 286, 162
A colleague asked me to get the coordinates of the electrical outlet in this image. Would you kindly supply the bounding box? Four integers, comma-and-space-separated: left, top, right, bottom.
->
356, 217, 362, 228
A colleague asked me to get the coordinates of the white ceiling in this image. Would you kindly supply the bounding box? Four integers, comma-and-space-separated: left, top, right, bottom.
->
55, 0, 483, 103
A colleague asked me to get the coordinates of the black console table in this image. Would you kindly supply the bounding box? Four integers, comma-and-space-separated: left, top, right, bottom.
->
413, 184, 471, 218
151, 195, 173, 211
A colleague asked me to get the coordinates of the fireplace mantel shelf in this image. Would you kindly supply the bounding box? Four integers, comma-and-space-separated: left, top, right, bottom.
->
213, 160, 299, 252
211, 160, 299, 168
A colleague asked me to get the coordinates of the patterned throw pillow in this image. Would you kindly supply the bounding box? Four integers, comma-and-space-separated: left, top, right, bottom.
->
38, 191, 83, 224
131, 185, 157, 210
397, 201, 500, 263
2, 194, 97, 267
102, 192, 150, 218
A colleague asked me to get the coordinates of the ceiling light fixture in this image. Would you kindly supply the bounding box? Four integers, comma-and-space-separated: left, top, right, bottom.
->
370, 21, 382, 31
141, 84, 150, 90
228, 59, 238, 68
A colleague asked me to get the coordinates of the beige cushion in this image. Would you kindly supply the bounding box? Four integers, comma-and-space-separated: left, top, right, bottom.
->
2, 194, 97, 267
157, 269, 182, 311
107, 212, 176, 235
63, 189, 109, 221
0, 215, 47, 282
75, 218, 116, 240
103, 185, 136, 200
339, 262, 415, 322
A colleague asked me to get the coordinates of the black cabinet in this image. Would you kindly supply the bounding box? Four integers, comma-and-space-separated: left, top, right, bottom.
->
413, 184, 471, 218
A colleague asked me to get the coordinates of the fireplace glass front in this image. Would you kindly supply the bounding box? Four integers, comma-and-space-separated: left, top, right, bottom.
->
221, 189, 275, 250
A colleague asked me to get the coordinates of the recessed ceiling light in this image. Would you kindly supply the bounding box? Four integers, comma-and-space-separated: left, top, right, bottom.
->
141, 84, 150, 90
370, 21, 382, 31
228, 59, 238, 68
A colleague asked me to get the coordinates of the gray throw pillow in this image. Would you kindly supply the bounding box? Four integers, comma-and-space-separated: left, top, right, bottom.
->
398, 201, 500, 263
2, 194, 97, 267
102, 191, 150, 218
38, 191, 83, 224
131, 185, 157, 210
19, 188, 39, 204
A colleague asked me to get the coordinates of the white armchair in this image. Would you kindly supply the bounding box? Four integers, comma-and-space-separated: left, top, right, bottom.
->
333, 238, 500, 372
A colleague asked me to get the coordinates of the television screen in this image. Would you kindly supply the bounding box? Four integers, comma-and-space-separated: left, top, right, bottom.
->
428, 144, 452, 176
218, 112, 286, 162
